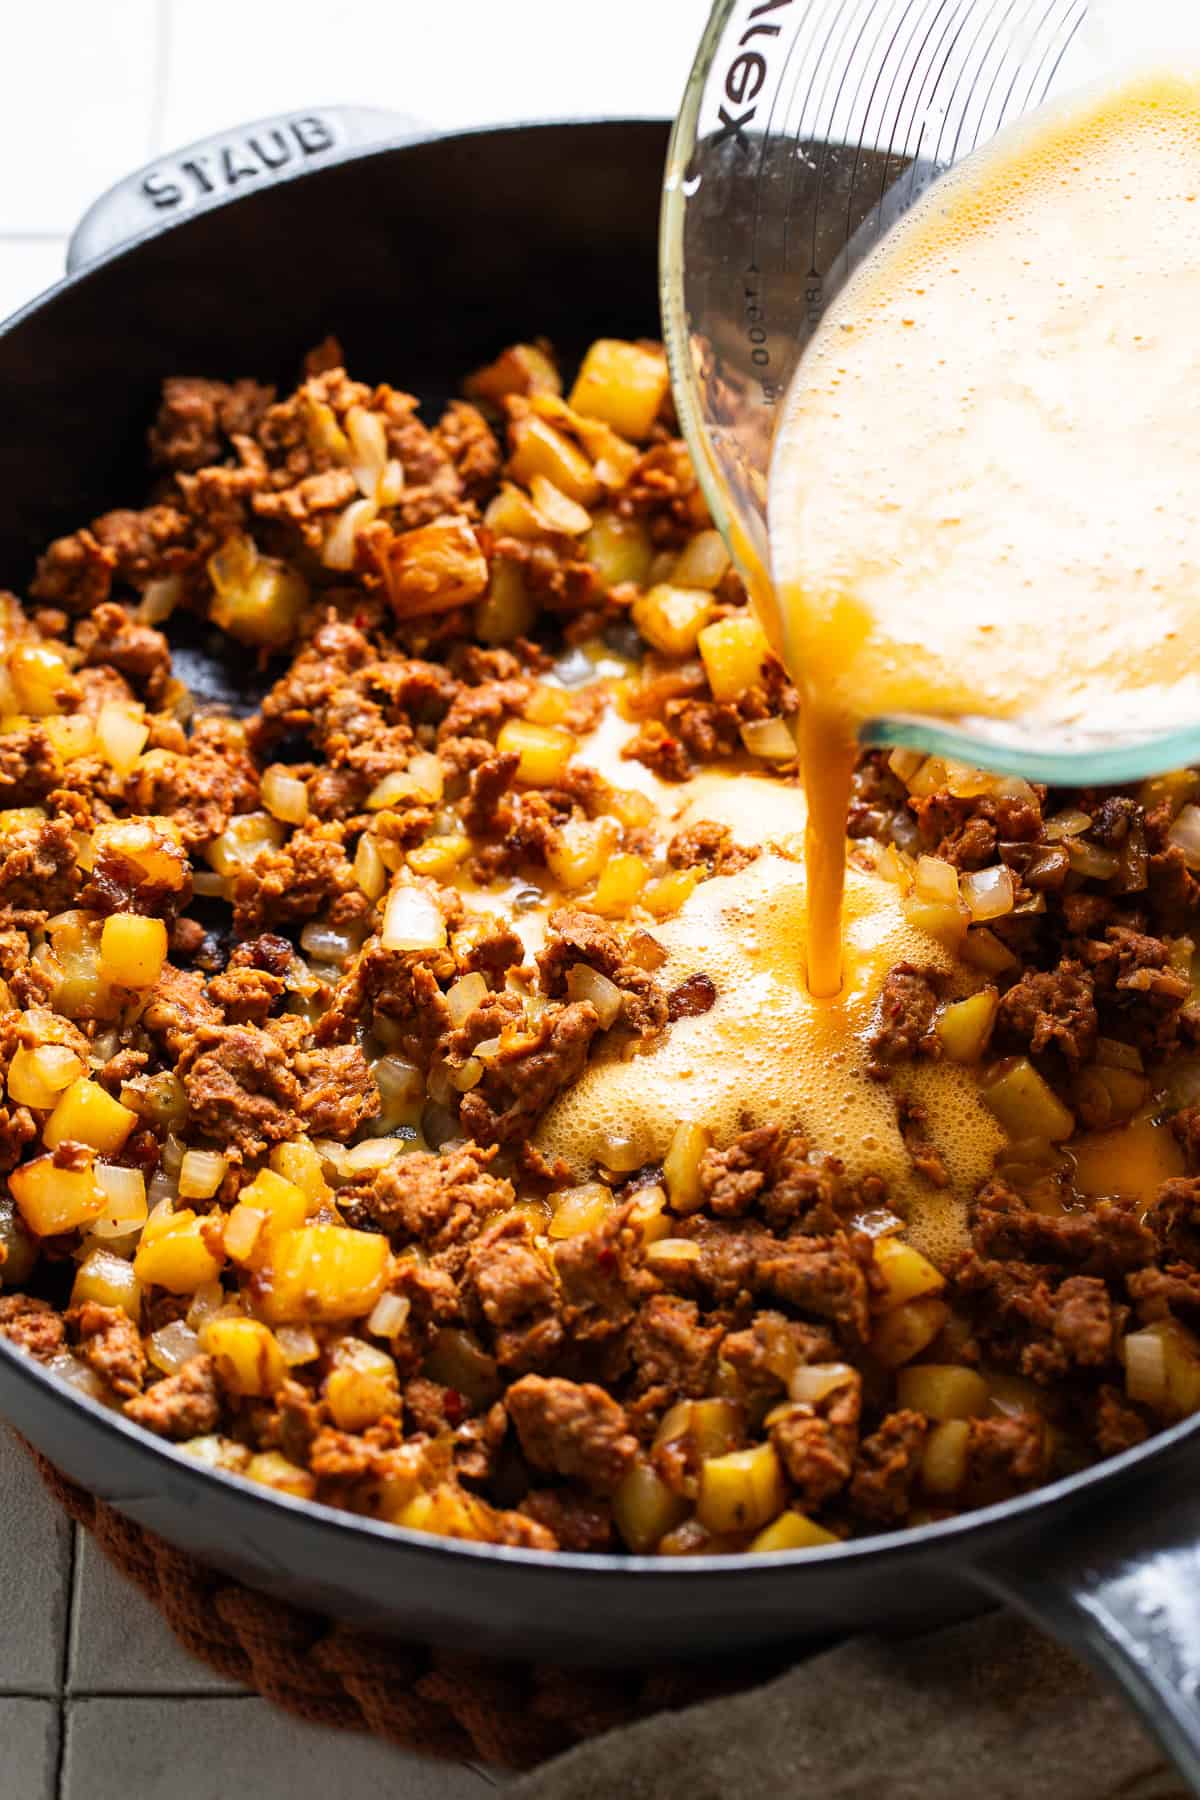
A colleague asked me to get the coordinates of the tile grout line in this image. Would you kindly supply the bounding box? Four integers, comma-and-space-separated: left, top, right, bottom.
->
146, 0, 173, 159
52, 1523, 79, 1800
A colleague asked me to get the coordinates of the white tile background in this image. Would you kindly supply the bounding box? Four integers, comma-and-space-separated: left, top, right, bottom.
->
0, 0, 709, 1794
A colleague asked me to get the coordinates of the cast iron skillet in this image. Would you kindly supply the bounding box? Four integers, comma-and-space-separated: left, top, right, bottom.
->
2, 104, 1200, 1786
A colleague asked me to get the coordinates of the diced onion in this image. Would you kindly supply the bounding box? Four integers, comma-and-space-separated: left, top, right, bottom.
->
914, 856, 959, 905
960, 865, 1015, 922
739, 717, 797, 762
147, 1320, 201, 1375
450, 1057, 484, 1092
564, 962, 623, 1029
223, 1206, 264, 1262
1066, 838, 1121, 882
366, 1292, 411, 1339
276, 1324, 321, 1365
530, 475, 592, 535
788, 1362, 856, 1404
671, 528, 731, 591
96, 703, 149, 777
261, 765, 309, 825
446, 971, 489, 1027
381, 883, 447, 953
299, 922, 355, 965
1124, 1330, 1168, 1411
372, 1056, 424, 1107
1042, 808, 1092, 841
345, 405, 388, 497
342, 1136, 411, 1173
377, 458, 405, 506
1169, 804, 1200, 872
91, 1164, 148, 1239
178, 1150, 228, 1201
353, 832, 387, 901
644, 1238, 702, 1268
185, 1281, 229, 1330
205, 813, 284, 877
322, 496, 377, 571
138, 574, 183, 624
367, 752, 444, 810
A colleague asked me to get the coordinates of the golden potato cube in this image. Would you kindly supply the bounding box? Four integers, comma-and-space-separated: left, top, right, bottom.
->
223, 1204, 266, 1266
259, 1224, 390, 1324
44, 713, 95, 761
474, 558, 536, 644
696, 1442, 786, 1535
961, 927, 1020, 976
96, 703, 150, 776
93, 818, 188, 892
672, 529, 732, 592
202, 1316, 287, 1397
545, 818, 618, 891
642, 868, 701, 918
982, 1058, 1075, 1142
872, 1236, 946, 1310
269, 1140, 330, 1207
43, 1078, 136, 1156
871, 1298, 951, 1368
921, 1419, 970, 1496
585, 510, 654, 594
98, 914, 168, 989
133, 1211, 224, 1293
897, 1364, 989, 1420
632, 584, 715, 658
244, 1451, 316, 1500
902, 895, 969, 953
934, 988, 999, 1064
524, 684, 572, 727
10, 1152, 104, 1236
697, 614, 771, 702
664, 1120, 712, 1215
69, 1247, 142, 1321
465, 341, 561, 404
8, 642, 80, 715
7, 1043, 85, 1109
407, 834, 471, 879
749, 1511, 839, 1553
507, 416, 602, 505
569, 339, 669, 441
381, 514, 489, 618
588, 852, 648, 919
611, 1458, 689, 1552
325, 1337, 399, 1431
496, 717, 575, 785
208, 536, 308, 648
238, 1168, 308, 1236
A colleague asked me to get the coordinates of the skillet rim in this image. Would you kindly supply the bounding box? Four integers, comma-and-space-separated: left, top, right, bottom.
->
1, 108, 1194, 1580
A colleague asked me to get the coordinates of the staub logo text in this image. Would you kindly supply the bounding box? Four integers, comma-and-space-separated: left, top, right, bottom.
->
714, 0, 795, 148
140, 115, 338, 210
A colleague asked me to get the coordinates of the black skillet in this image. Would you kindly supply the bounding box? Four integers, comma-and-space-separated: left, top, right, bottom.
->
2, 104, 1200, 1788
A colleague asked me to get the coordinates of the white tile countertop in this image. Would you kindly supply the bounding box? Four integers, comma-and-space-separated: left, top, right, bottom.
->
0, 0, 709, 1794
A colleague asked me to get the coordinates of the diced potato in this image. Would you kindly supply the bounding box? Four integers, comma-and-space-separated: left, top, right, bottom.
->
43, 1079, 136, 1156
325, 1337, 399, 1430
902, 895, 969, 952
259, 1224, 390, 1323
239, 1168, 308, 1235
548, 1182, 613, 1239
353, 832, 387, 900
914, 856, 959, 904
672, 529, 732, 592
569, 339, 669, 441
897, 1364, 989, 1420
201, 1316, 287, 1397
270, 1140, 330, 1208
961, 927, 1019, 975
654, 1398, 743, 1486
664, 1120, 712, 1214
70, 1247, 142, 1321
244, 1451, 316, 1500
982, 1058, 1075, 1142
7, 1042, 85, 1109
642, 868, 701, 918
873, 1237, 945, 1309
696, 1442, 786, 1535
93, 818, 188, 893
98, 914, 168, 989
585, 510, 654, 594
367, 751, 444, 809
133, 1211, 224, 1293
407, 834, 471, 879
546, 817, 618, 891
529, 475, 591, 535
474, 558, 536, 643
749, 1511, 838, 1553
223, 1204, 266, 1266
208, 535, 308, 647
496, 718, 575, 785
632, 584, 715, 657
524, 684, 572, 727
483, 482, 545, 539
508, 416, 602, 505
935, 988, 999, 1064
921, 1419, 971, 1496
8, 642, 79, 715
423, 1326, 502, 1408
379, 515, 489, 618
96, 702, 149, 776
205, 812, 285, 878
43, 713, 95, 760
465, 341, 561, 404
740, 717, 797, 761
589, 853, 647, 917
697, 614, 770, 702
871, 1298, 951, 1367
611, 1458, 690, 1552
180, 1434, 252, 1474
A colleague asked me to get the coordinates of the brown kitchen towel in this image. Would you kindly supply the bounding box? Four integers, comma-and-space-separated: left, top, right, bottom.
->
513, 1613, 1187, 1800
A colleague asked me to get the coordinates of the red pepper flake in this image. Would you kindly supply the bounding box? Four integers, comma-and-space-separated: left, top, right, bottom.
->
443, 1387, 466, 1426
354, 610, 370, 629
596, 1247, 617, 1274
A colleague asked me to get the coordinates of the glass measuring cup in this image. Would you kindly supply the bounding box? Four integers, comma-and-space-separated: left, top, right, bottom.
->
661, 0, 1200, 783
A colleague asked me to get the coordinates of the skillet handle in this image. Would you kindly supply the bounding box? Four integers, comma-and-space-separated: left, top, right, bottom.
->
67, 106, 428, 274
971, 1485, 1200, 1793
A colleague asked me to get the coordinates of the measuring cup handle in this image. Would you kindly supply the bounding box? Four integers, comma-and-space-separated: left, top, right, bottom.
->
67, 106, 429, 273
